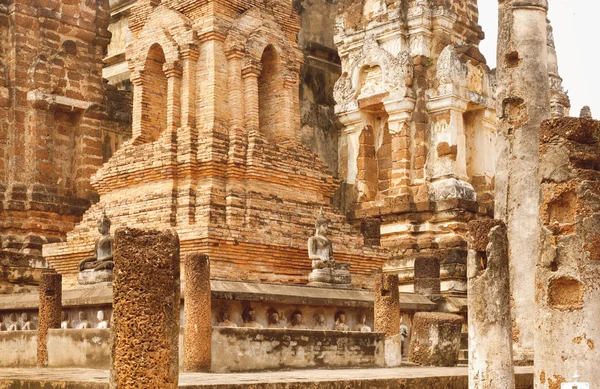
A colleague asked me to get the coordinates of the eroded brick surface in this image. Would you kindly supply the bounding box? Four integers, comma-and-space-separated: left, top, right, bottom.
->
43, 0, 387, 290
0, 0, 131, 289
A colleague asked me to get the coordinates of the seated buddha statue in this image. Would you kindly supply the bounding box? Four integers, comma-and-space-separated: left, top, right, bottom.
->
78, 210, 114, 284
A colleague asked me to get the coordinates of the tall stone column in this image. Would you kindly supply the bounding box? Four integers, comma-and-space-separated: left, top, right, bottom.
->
494, 0, 550, 363
467, 220, 515, 389
110, 228, 180, 389
535, 117, 600, 388
183, 253, 211, 372
37, 271, 62, 367
374, 271, 401, 367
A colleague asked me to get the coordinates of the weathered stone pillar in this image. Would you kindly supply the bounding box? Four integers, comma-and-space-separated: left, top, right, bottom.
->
413, 256, 440, 298
37, 271, 62, 367
467, 220, 515, 389
495, 0, 550, 363
408, 312, 462, 367
535, 117, 600, 388
374, 271, 401, 367
183, 253, 211, 372
110, 228, 180, 389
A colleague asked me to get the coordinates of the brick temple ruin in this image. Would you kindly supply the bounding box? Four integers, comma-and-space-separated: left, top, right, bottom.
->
0, 0, 598, 388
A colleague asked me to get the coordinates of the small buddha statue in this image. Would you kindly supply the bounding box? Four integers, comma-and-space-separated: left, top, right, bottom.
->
242, 307, 263, 328
21, 312, 35, 330
400, 321, 410, 355
7, 313, 19, 331
313, 312, 328, 330
308, 209, 335, 270
216, 309, 237, 327
267, 309, 284, 328
60, 311, 71, 329
0, 322, 5, 331
77, 311, 91, 329
78, 210, 114, 273
97, 310, 109, 329
333, 311, 349, 331
290, 311, 308, 330
353, 313, 371, 332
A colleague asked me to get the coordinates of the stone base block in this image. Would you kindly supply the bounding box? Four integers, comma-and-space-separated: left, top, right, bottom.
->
384, 334, 402, 367
408, 312, 462, 366
430, 177, 476, 202
77, 269, 113, 285
308, 265, 352, 288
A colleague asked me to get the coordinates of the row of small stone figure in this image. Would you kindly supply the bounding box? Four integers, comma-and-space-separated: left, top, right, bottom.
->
60, 311, 110, 329
217, 308, 372, 332
0, 312, 35, 331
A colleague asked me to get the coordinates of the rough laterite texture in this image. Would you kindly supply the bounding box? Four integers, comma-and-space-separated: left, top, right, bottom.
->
409, 312, 462, 367
36, 272, 62, 367
373, 272, 400, 338
494, 0, 551, 363
467, 221, 515, 389
414, 256, 440, 297
535, 117, 600, 389
110, 228, 180, 389
184, 253, 211, 372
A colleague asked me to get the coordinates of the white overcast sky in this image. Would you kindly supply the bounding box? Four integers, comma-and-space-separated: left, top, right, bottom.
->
478, 1, 598, 117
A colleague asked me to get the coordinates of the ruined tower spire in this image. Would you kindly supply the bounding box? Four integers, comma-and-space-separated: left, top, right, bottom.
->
494, 0, 551, 363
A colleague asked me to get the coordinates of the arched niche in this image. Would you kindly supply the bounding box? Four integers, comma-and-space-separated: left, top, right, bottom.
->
258, 45, 286, 143
139, 43, 168, 143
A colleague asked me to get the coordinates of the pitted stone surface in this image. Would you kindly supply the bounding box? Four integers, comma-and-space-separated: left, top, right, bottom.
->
183, 253, 211, 372
467, 222, 515, 389
409, 312, 462, 367
37, 272, 62, 367
468, 220, 505, 252
535, 117, 600, 389
110, 228, 180, 389
373, 272, 400, 338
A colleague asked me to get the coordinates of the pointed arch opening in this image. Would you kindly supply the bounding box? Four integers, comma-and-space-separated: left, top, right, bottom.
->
140, 43, 168, 142
258, 44, 286, 143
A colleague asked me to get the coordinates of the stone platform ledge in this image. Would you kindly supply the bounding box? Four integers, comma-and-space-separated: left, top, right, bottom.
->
0, 366, 534, 388
0, 280, 436, 312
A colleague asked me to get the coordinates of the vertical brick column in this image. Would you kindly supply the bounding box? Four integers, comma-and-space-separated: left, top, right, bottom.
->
110, 228, 180, 389
183, 253, 211, 372
384, 102, 414, 196
37, 271, 62, 367
164, 62, 182, 131
284, 73, 299, 143
414, 256, 440, 297
374, 271, 401, 367
467, 220, 515, 389
180, 45, 198, 129
227, 50, 244, 129
242, 64, 261, 133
